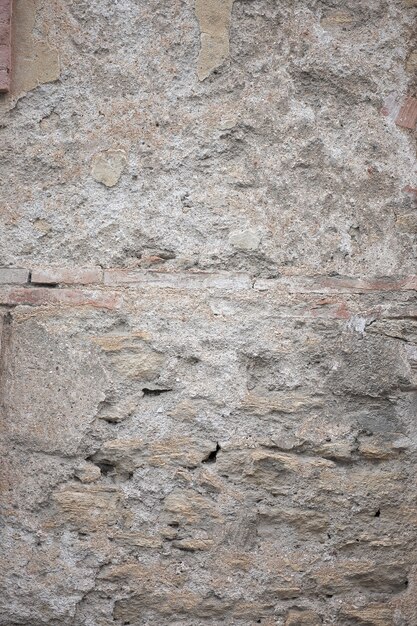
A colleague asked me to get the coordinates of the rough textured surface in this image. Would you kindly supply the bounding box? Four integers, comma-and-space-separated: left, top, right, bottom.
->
1, 1, 417, 625
0, 0, 12, 92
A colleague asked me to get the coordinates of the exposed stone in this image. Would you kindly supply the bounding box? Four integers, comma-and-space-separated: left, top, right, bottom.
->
321, 11, 354, 28
10, 0, 60, 98
406, 49, 417, 72
172, 538, 214, 551
338, 604, 394, 626
93, 336, 165, 381
3, 319, 108, 455
257, 505, 329, 535
396, 212, 417, 233
312, 560, 409, 595
0, 268, 29, 284
90, 149, 127, 187
285, 610, 322, 626
195, 0, 234, 80
164, 489, 221, 524
52, 485, 127, 531
74, 461, 101, 483
228, 229, 261, 251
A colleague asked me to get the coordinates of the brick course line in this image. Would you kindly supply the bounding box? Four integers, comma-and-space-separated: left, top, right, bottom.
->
0, 268, 416, 293
103, 269, 252, 290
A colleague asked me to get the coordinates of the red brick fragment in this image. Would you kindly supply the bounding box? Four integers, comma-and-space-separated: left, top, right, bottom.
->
254, 276, 417, 294
403, 185, 417, 203
31, 267, 103, 285
316, 276, 417, 292
0, 287, 121, 309
396, 96, 417, 130
0, 0, 11, 92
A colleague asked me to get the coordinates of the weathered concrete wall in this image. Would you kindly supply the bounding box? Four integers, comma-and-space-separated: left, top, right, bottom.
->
1, 1, 417, 625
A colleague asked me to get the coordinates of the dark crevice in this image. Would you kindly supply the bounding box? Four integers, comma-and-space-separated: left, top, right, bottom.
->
374, 508, 381, 517
142, 387, 172, 396
202, 443, 221, 464
86, 457, 115, 476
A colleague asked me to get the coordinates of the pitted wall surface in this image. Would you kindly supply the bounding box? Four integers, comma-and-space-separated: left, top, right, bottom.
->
1, 1, 417, 625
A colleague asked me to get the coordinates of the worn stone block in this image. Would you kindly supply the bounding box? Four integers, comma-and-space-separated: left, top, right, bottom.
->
195, 0, 234, 80
90, 149, 127, 187
0, 268, 29, 284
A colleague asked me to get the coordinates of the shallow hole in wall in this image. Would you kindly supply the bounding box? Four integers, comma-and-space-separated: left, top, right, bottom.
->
86, 458, 114, 476
202, 443, 221, 463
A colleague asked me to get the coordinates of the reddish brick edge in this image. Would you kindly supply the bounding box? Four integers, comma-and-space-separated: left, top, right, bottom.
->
396, 96, 417, 130
0, 287, 121, 310
0, 0, 12, 92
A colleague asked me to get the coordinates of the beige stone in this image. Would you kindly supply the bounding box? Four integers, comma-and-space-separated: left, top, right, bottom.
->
164, 489, 221, 524
241, 392, 322, 416
149, 436, 217, 468
113, 531, 163, 549
168, 399, 198, 421
321, 11, 353, 28
90, 438, 144, 473
396, 213, 417, 233
52, 485, 126, 531
312, 560, 409, 595
285, 610, 322, 626
91, 149, 127, 187
195, 0, 234, 80
229, 229, 261, 251
339, 604, 394, 626
91, 436, 216, 472
315, 440, 354, 461
97, 340, 165, 380
172, 538, 214, 551
11, 0, 60, 98
406, 50, 417, 72
258, 505, 329, 534
74, 461, 101, 483
358, 435, 399, 460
